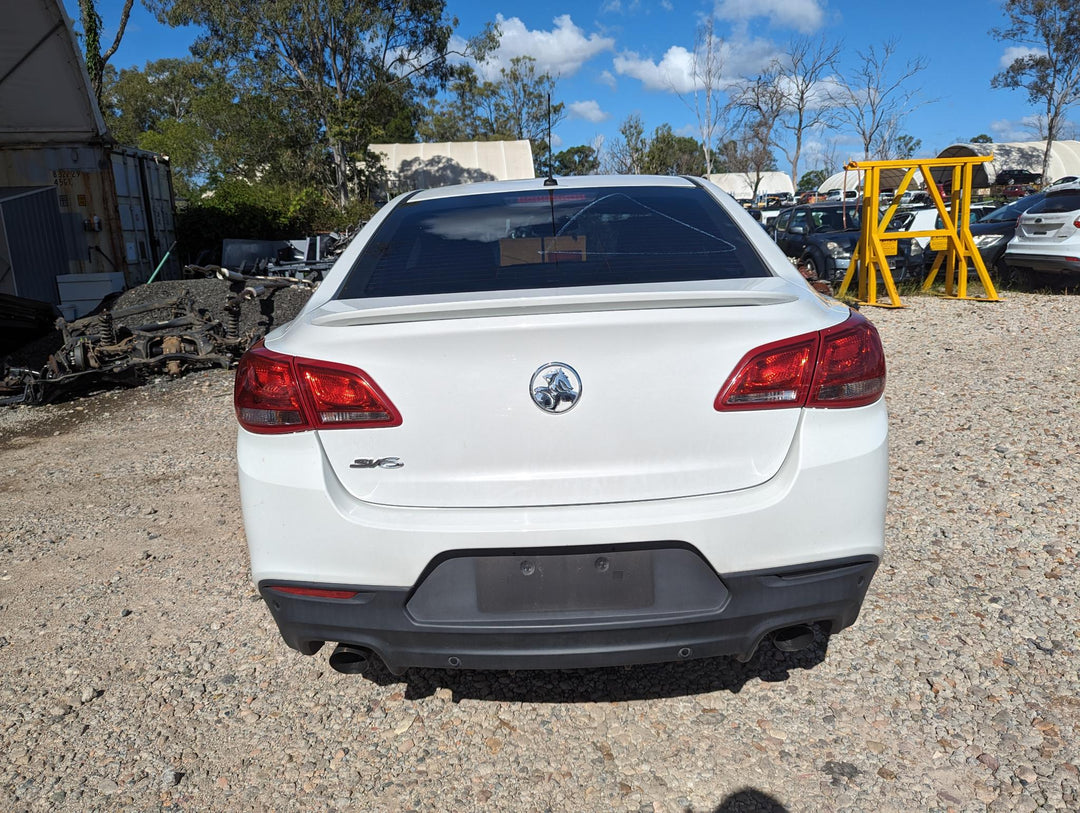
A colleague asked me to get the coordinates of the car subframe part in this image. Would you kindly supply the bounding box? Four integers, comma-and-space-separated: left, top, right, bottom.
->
0, 293, 244, 406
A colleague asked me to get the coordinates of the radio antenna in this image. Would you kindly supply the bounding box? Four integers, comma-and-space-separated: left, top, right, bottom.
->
543, 92, 557, 186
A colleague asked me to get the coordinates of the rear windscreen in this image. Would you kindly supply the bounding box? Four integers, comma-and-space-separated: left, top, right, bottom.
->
336, 186, 772, 299
1026, 191, 1080, 214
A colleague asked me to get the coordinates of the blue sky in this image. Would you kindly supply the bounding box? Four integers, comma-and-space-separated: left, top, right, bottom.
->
69, 0, 1066, 178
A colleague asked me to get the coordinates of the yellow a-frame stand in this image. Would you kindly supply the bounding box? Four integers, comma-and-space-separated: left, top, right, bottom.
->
837, 156, 1000, 307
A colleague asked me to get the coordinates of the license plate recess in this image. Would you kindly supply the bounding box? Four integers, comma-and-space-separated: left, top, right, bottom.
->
476, 550, 655, 613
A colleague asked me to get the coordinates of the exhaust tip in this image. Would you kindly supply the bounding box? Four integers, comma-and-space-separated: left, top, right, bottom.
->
329, 643, 372, 674
772, 624, 815, 653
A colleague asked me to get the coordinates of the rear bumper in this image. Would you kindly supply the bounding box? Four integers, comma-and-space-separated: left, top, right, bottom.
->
259, 553, 879, 671
1003, 251, 1080, 276
240, 401, 888, 589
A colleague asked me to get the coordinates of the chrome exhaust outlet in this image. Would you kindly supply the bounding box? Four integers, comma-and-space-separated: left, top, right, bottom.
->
771, 624, 815, 653
329, 643, 373, 674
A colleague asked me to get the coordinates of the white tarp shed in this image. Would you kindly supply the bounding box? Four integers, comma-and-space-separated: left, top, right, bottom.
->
370, 141, 535, 193
818, 168, 927, 194
934, 141, 1080, 187
706, 171, 794, 199
0, 0, 108, 145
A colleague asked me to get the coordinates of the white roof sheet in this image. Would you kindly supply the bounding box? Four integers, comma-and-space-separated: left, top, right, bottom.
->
369, 141, 536, 190
706, 171, 794, 198
934, 141, 1080, 186
0, 0, 107, 145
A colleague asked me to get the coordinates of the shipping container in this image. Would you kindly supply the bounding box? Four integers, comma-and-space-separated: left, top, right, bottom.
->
0, 0, 178, 312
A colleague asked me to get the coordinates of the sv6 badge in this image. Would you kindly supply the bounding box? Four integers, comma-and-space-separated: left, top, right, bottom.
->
350, 457, 404, 469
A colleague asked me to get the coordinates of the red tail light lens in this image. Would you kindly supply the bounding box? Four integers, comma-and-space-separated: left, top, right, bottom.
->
714, 335, 818, 410
715, 312, 885, 411
234, 348, 306, 430
298, 362, 397, 427
235, 343, 401, 433
808, 314, 885, 408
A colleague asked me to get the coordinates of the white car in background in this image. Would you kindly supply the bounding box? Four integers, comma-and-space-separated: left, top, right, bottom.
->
1004, 183, 1080, 284
234, 175, 888, 677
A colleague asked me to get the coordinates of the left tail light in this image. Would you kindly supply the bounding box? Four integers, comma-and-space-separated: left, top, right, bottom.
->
234, 342, 402, 433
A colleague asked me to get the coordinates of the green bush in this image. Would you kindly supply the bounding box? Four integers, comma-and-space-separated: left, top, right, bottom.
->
175, 181, 376, 266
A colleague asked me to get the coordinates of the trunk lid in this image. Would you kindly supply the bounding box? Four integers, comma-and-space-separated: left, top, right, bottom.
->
1015, 211, 1078, 242
282, 283, 832, 508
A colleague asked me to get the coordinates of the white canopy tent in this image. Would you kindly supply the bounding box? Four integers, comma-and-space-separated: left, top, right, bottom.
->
369, 141, 535, 194
706, 171, 794, 199
933, 141, 1080, 187
0, 0, 107, 145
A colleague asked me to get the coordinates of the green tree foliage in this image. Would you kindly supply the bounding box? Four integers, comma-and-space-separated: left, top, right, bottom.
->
551, 145, 600, 176
797, 169, 829, 193
150, 0, 494, 206
102, 58, 317, 199
643, 125, 706, 176
174, 180, 370, 266
892, 133, 923, 159
417, 57, 565, 175
991, 0, 1080, 184
970, 133, 994, 143
603, 118, 708, 177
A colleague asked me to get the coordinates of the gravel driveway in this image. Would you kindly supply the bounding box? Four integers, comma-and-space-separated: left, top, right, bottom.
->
1, 292, 1077, 812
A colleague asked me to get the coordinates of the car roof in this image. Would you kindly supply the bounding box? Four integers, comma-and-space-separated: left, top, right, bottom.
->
408, 174, 699, 202
1045, 181, 1080, 194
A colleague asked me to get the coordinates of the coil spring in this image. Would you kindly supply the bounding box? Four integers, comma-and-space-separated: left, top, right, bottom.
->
226, 304, 241, 339
96, 311, 117, 345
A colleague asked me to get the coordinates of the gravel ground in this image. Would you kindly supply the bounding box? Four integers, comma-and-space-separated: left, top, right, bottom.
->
0, 292, 1077, 812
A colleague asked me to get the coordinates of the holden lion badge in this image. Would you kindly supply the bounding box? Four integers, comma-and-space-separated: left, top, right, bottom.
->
530, 363, 581, 414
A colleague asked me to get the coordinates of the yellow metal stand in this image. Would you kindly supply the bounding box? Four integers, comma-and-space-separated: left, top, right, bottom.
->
836, 156, 1000, 307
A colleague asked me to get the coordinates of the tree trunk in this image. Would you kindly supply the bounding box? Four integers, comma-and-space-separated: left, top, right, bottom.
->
1041, 105, 1057, 187
331, 139, 350, 208
790, 137, 802, 194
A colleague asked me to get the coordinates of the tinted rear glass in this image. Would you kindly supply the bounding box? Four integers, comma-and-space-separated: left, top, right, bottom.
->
336, 186, 771, 299
982, 193, 1045, 221
1025, 191, 1080, 214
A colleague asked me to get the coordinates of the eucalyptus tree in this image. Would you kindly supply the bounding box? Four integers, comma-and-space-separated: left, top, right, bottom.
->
991, 0, 1080, 184
77, 0, 135, 104
151, 0, 495, 206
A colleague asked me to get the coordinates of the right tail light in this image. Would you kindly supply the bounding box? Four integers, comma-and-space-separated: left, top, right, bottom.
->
715, 311, 885, 411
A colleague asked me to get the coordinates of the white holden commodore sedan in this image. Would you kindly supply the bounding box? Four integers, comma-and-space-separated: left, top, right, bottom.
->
234, 175, 887, 676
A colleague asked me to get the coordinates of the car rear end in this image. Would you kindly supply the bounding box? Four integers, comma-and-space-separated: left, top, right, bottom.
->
1005, 185, 1080, 280
235, 177, 887, 675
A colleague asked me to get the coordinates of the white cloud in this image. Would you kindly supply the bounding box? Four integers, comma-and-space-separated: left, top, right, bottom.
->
598, 70, 617, 90
987, 114, 1074, 142
568, 100, 611, 123
661, 0, 674, 9
479, 15, 615, 79
714, 0, 825, 33
615, 46, 697, 92
999, 45, 1045, 69
614, 38, 780, 93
